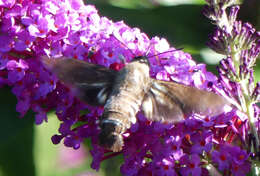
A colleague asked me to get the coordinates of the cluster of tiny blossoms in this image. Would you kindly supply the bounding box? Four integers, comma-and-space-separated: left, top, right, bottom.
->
0, 0, 258, 175
203, 0, 260, 175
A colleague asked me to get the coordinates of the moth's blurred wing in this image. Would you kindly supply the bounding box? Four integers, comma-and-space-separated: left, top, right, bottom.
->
142, 79, 229, 122
42, 56, 117, 105
142, 84, 184, 123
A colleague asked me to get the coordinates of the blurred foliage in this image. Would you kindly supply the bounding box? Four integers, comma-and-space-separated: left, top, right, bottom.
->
34, 114, 101, 176
0, 0, 259, 176
88, 0, 205, 9
0, 87, 35, 176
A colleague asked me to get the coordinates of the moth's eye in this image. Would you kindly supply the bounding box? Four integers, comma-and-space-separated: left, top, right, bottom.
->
132, 56, 149, 65
134, 56, 145, 60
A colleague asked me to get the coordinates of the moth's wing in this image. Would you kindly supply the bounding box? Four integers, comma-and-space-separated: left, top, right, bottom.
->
142, 79, 229, 122
42, 56, 117, 106
142, 83, 184, 123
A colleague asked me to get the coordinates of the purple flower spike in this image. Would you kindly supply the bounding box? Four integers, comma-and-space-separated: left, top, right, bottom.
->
204, 0, 259, 175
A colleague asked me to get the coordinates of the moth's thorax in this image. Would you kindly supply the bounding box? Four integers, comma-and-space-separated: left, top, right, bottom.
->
102, 61, 151, 128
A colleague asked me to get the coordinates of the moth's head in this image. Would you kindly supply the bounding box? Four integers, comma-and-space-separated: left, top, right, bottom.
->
131, 56, 150, 66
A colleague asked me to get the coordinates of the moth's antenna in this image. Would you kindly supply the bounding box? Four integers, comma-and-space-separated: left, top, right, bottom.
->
111, 34, 183, 63
144, 42, 152, 57
147, 48, 183, 59
110, 34, 135, 57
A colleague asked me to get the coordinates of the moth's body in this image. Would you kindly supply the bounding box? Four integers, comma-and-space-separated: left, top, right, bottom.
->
100, 58, 151, 151
42, 56, 230, 152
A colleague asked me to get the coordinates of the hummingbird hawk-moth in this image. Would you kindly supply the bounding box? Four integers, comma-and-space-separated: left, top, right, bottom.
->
42, 55, 229, 152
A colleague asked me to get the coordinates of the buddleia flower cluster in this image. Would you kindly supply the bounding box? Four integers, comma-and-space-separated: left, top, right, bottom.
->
203, 0, 260, 175
0, 0, 259, 175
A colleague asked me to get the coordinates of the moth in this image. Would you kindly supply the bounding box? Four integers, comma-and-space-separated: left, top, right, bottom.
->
42, 54, 229, 152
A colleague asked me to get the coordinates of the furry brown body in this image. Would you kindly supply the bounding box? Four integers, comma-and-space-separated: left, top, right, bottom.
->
99, 57, 151, 151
